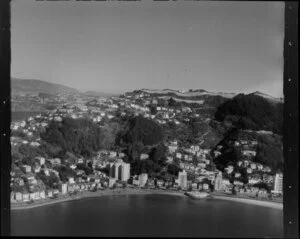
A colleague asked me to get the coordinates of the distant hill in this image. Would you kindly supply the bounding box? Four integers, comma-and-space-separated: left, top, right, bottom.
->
250, 91, 283, 104
138, 88, 237, 99
11, 78, 79, 95
84, 91, 118, 98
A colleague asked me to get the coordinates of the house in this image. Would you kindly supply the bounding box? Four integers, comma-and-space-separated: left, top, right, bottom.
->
44, 168, 50, 176
70, 164, 77, 170
15, 192, 22, 201
21, 165, 31, 173
221, 179, 231, 189
15, 177, 25, 186
225, 165, 234, 174
39, 191, 46, 199
35, 156, 45, 165
242, 150, 257, 157
29, 191, 40, 201
22, 193, 30, 202
243, 160, 250, 167
109, 178, 116, 188
109, 151, 117, 158
233, 180, 244, 186
248, 178, 261, 185
52, 158, 61, 165
203, 183, 209, 190
214, 150, 222, 157
166, 156, 173, 163
157, 180, 164, 187
118, 152, 125, 158
247, 168, 253, 174
191, 183, 198, 190
30, 142, 40, 147
46, 190, 53, 198
257, 164, 263, 170
68, 177, 75, 184
250, 163, 257, 170
262, 166, 271, 173
176, 152, 182, 159
168, 145, 177, 153
140, 154, 149, 160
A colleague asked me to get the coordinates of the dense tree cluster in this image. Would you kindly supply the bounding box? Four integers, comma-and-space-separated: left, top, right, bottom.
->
215, 94, 283, 134
254, 134, 283, 171
116, 116, 167, 176
121, 116, 164, 146
40, 117, 117, 157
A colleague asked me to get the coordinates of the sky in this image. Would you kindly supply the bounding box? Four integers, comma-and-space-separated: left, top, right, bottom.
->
11, 0, 284, 97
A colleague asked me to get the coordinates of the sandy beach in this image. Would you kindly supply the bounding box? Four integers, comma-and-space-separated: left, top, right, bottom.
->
10, 188, 185, 210
11, 188, 283, 211
212, 195, 283, 210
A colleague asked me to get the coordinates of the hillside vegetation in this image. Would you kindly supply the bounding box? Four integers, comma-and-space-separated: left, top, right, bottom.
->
215, 94, 283, 134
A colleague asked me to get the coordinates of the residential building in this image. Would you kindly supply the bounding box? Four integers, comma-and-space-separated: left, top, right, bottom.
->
214, 172, 223, 191
109, 178, 116, 188
21, 165, 31, 173
178, 170, 188, 190
138, 173, 148, 187
60, 183, 68, 194
109, 159, 130, 182
121, 163, 130, 182
140, 154, 149, 160
15, 192, 22, 201
272, 173, 283, 194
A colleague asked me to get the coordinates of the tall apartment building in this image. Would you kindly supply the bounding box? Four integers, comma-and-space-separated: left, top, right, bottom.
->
109, 159, 130, 182
178, 170, 187, 189
60, 183, 68, 195
214, 171, 223, 191
121, 163, 130, 182
272, 173, 283, 194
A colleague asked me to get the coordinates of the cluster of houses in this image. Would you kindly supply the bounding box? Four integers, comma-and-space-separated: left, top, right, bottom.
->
10, 91, 283, 205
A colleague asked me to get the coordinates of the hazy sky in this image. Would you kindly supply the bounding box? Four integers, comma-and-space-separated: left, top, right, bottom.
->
11, 1, 284, 97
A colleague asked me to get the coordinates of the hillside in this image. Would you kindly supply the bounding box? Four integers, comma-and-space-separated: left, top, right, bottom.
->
214, 128, 283, 172
84, 91, 118, 98
251, 91, 283, 104
214, 93, 283, 135
11, 78, 79, 95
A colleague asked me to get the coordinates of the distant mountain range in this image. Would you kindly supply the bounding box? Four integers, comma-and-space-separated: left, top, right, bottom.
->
11, 78, 117, 97
11, 78, 283, 104
132, 88, 283, 104
12, 78, 79, 95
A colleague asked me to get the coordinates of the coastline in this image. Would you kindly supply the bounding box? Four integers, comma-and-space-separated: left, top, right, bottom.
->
211, 194, 283, 210
11, 188, 283, 211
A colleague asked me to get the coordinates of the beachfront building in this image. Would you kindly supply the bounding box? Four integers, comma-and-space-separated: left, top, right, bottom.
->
60, 183, 68, 195
121, 163, 130, 182
272, 173, 283, 194
214, 172, 223, 191
138, 173, 148, 187
178, 170, 187, 190
109, 159, 130, 182
109, 178, 116, 188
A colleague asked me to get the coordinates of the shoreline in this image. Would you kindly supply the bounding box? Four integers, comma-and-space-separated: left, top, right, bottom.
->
11, 188, 283, 211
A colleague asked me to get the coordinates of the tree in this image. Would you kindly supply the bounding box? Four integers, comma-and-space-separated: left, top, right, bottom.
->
168, 97, 176, 107
167, 164, 180, 176
150, 106, 157, 115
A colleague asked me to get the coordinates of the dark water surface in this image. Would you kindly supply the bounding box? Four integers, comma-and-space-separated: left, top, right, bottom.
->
11, 194, 283, 237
